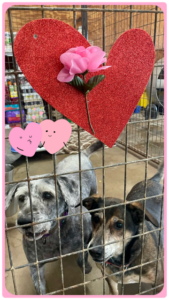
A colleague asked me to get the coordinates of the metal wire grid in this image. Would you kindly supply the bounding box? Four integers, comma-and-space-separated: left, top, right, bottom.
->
87, 5, 164, 164
5, 5, 164, 295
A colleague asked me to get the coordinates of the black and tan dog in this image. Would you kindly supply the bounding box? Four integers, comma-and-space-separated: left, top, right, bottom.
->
80, 163, 164, 295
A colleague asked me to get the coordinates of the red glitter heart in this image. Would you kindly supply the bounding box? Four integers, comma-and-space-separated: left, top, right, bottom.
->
14, 19, 155, 147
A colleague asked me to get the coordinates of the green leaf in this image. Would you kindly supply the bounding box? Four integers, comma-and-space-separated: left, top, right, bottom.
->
68, 76, 84, 93
85, 75, 105, 92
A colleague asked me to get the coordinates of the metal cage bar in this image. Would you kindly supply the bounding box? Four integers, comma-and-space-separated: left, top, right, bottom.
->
102, 5, 106, 295
5, 156, 164, 186
7, 8, 42, 295
138, 6, 158, 294
8, 6, 163, 13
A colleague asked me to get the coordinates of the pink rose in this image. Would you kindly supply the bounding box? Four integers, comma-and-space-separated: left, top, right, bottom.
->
57, 46, 111, 82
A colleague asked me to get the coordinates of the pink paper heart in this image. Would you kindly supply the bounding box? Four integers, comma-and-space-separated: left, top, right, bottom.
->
39, 111, 43, 115
32, 115, 36, 120
9, 123, 42, 157
40, 119, 72, 154
33, 108, 36, 111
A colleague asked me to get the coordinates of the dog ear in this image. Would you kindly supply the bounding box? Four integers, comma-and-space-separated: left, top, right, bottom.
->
76, 194, 103, 211
128, 202, 159, 227
126, 237, 142, 265
5, 184, 20, 211
57, 176, 79, 206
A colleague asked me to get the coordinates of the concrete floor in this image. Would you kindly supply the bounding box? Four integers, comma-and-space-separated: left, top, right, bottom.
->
5, 146, 159, 295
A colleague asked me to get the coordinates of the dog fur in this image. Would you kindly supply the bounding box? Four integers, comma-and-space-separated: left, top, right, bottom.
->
5, 141, 103, 295
81, 162, 164, 295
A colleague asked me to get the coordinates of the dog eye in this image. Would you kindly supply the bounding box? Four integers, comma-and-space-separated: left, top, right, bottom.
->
115, 221, 123, 230
93, 215, 100, 223
19, 195, 25, 202
43, 192, 53, 200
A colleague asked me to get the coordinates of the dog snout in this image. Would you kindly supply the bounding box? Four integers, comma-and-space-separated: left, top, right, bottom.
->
17, 216, 32, 229
89, 245, 103, 260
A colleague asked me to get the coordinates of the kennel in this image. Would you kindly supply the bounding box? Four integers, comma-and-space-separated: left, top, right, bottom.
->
5, 5, 164, 295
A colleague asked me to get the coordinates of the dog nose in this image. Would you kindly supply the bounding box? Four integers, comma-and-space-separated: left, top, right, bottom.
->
89, 245, 103, 259
17, 216, 32, 229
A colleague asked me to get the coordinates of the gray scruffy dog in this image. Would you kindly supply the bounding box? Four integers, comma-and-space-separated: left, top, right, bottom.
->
5, 141, 103, 295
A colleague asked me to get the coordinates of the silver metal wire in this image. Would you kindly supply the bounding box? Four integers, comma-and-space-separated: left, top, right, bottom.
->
5, 227, 164, 273
153, 183, 164, 294
7, 8, 42, 294
138, 6, 158, 294
5, 192, 164, 235
5, 5, 164, 296
5, 221, 18, 295
4, 156, 164, 186
102, 5, 106, 295
8, 7, 163, 13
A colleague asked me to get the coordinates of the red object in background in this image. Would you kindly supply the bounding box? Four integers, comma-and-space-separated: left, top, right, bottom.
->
6, 110, 26, 124
14, 20, 155, 147
5, 82, 10, 102
5, 106, 13, 111
9, 123, 21, 128
10, 98, 18, 104
5, 82, 10, 94
8, 117, 21, 122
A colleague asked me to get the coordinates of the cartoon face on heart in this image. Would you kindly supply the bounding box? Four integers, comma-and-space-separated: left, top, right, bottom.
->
9, 123, 42, 157
40, 119, 72, 154
9, 120, 72, 156
14, 20, 155, 147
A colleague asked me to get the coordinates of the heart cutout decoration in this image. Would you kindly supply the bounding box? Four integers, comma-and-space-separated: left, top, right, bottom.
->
14, 19, 155, 147
9, 123, 42, 157
40, 119, 72, 154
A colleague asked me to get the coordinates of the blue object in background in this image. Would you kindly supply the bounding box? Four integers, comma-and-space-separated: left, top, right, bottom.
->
11, 146, 18, 153
6, 109, 26, 124
5, 104, 20, 111
134, 106, 141, 113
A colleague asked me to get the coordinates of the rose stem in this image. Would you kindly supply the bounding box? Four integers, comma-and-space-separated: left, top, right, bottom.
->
83, 75, 95, 135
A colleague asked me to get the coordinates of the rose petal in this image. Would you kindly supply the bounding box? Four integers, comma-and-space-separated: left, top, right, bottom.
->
57, 67, 74, 82
87, 51, 107, 71
59, 46, 110, 80
87, 46, 106, 56
69, 57, 89, 75
74, 46, 86, 53
79, 49, 93, 59
75, 47, 89, 57
66, 46, 86, 54
90, 65, 111, 72
60, 52, 81, 69
100, 57, 107, 64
